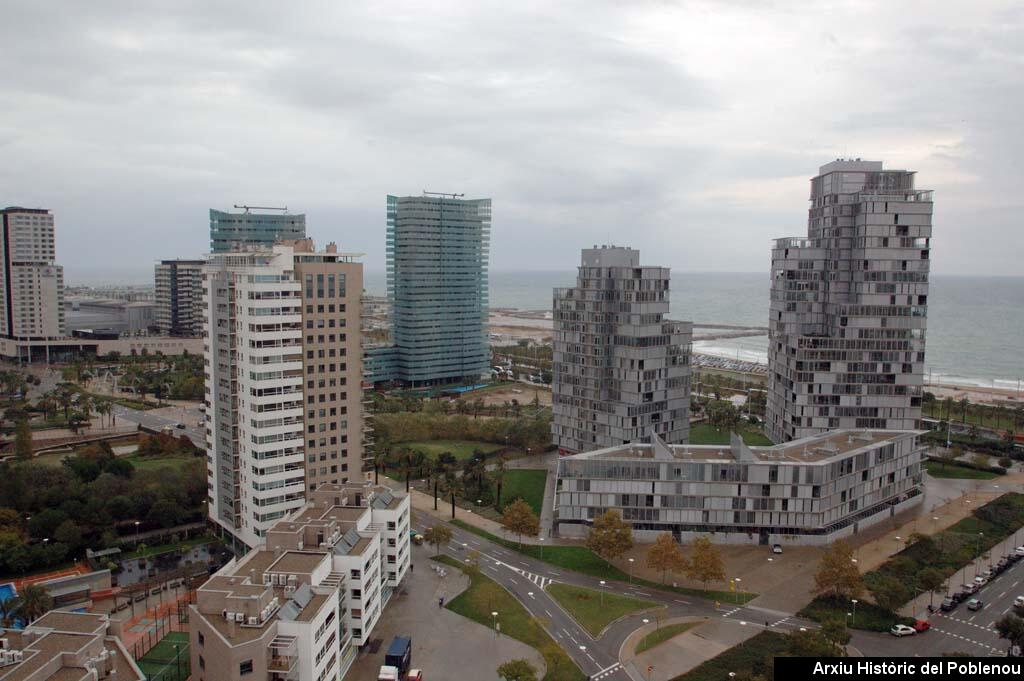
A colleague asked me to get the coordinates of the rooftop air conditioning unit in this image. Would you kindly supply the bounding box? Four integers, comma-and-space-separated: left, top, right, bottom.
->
234, 613, 244, 622
12, 650, 23, 661
248, 616, 258, 626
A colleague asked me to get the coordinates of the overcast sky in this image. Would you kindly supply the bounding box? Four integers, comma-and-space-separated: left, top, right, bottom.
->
2, 1, 1021, 283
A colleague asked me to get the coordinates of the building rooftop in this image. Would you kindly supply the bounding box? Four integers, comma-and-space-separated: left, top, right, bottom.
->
268, 551, 327, 576
566, 429, 922, 466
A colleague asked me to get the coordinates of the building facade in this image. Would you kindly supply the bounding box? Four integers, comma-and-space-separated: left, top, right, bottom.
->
367, 194, 491, 386
204, 240, 364, 550
552, 246, 692, 454
155, 258, 205, 336
190, 482, 410, 681
210, 208, 307, 253
555, 429, 924, 546
0, 207, 65, 342
766, 160, 933, 443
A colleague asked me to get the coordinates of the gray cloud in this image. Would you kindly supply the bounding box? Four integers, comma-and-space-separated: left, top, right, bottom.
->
0, 0, 1020, 283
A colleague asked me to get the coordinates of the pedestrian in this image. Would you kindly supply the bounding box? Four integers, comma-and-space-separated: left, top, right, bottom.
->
410, 563, 414, 573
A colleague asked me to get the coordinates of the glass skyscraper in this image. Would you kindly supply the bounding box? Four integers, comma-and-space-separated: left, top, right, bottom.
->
370, 194, 491, 386
209, 208, 306, 252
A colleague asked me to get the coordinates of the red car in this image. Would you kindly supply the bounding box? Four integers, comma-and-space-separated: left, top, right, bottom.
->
912, 619, 931, 632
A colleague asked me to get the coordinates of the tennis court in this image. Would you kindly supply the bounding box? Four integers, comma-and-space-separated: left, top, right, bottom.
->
136, 631, 190, 681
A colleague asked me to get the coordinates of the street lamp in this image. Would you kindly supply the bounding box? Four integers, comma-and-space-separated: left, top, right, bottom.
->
734, 577, 742, 604
539, 536, 544, 560
628, 558, 635, 583
851, 599, 858, 626
134, 520, 141, 544
599, 581, 606, 606
491, 611, 499, 636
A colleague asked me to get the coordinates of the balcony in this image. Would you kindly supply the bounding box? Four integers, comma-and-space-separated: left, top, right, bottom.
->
267, 634, 298, 680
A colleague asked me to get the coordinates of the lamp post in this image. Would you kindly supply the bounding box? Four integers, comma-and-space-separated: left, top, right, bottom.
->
491, 611, 499, 637
539, 536, 544, 560
599, 581, 605, 606
851, 599, 858, 626
134, 520, 141, 544
734, 578, 742, 604
629, 558, 635, 583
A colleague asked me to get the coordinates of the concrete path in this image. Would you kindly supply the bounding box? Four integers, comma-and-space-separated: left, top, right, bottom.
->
622, 618, 760, 681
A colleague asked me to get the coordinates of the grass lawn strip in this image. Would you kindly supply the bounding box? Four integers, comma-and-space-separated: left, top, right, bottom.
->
922, 460, 998, 480
395, 439, 503, 461
636, 621, 701, 654
432, 555, 585, 681
121, 534, 215, 559
546, 582, 660, 637
669, 631, 788, 681
689, 423, 773, 446
501, 469, 547, 515
450, 519, 756, 604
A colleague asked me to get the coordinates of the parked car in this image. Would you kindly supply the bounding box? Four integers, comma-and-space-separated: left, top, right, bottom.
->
952, 590, 969, 603
771, 544, 783, 554
890, 624, 916, 637
967, 599, 984, 611
973, 576, 987, 587
1015, 546, 1024, 556
962, 583, 979, 595
912, 620, 931, 632
175, 422, 185, 429
940, 597, 957, 612
407, 671, 424, 681
1014, 596, 1024, 609
981, 568, 994, 580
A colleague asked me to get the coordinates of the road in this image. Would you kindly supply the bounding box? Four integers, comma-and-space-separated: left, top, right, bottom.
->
410, 511, 817, 680
110, 403, 205, 447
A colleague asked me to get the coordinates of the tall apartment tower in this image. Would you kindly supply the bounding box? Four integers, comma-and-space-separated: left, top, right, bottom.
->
210, 208, 306, 253
0, 207, 65, 341
765, 160, 933, 443
204, 240, 364, 550
371, 194, 490, 386
552, 246, 692, 454
154, 259, 204, 336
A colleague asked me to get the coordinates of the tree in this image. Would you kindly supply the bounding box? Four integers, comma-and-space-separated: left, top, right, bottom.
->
497, 659, 538, 681
959, 397, 970, 423
820, 618, 851, 653
994, 612, 1024, 655
146, 498, 184, 528
14, 419, 32, 460
424, 524, 452, 556
0, 596, 17, 628
787, 627, 842, 657
686, 537, 726, 591
17, 583, 53, 623
868, 574, 910, 613
585, 510, 633, 567
918, 567, 947, 609
812, 540, 863, 600
645, 532, 688, 584
971, 452, 991, 469
935, 447, 959, 469
500, 499, 539, 546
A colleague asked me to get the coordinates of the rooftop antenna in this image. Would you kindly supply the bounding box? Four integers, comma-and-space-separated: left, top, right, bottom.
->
233, 204, 288, 214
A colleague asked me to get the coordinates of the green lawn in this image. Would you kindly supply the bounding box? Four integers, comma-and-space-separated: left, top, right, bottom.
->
670, 631, 788, 681
121, 535, 215, 560
689, 423, 773, 446
636, 621, 701, 654
433, 555, 585, 681
122, 452, 200, 472
501, 469, 547, 516
396, 440, 504, 461
451, 520, 756, 604
547, 582, 659, 636
798, 595, 912, 632
923, 460, 998, 480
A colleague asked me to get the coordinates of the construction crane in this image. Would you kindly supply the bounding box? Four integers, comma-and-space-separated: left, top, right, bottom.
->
233, 204, 288, 214
422, 191, 464, 199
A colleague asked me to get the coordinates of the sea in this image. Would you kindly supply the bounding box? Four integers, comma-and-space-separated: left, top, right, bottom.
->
364, 270, 1024, 390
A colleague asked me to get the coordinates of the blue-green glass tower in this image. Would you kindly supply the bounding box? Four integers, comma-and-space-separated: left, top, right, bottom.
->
375, 194, 491, 386
209, 208, 306, 252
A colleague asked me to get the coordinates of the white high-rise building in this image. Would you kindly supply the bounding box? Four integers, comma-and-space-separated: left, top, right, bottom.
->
204, 240, 364, 550
766, 160, 933, 443
0, 207, 65, 341
552, 246, 692, 454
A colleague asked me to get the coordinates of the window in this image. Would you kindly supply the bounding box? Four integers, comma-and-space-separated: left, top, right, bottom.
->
197, 631, 204, 646
240, 660, 253, 675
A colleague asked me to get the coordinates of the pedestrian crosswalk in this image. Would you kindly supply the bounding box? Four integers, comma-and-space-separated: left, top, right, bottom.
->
510, 567, 552, 589
592, 662, 622, 680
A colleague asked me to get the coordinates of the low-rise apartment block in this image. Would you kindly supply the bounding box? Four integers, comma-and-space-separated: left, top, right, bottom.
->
190, 482, 410, 681
555, 429, 924, 546
0, 610, 145, 680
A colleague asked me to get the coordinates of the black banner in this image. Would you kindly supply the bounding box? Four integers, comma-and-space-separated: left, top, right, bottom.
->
775, 657, 1022, 681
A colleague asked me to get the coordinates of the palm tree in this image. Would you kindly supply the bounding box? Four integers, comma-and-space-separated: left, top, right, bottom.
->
373, 449, 389, 485
493, 453, 508, 511
443, 471, 464, 520
959, 397, 970, 424
17, 584, 53, 624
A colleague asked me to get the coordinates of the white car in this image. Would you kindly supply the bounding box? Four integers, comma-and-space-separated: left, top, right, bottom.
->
1016, 546, 1024, 556
1014, 596, 1024, 608
771, 544, 783, 554
890, 624, 916, 637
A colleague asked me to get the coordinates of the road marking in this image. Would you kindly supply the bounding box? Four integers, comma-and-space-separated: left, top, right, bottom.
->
999, 591, 1007, 598
633, 591, 651, 596
545, 609, 552, 617
593, 663, 622, 680
585, 652, 596, 663
674, 598, 691, 605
